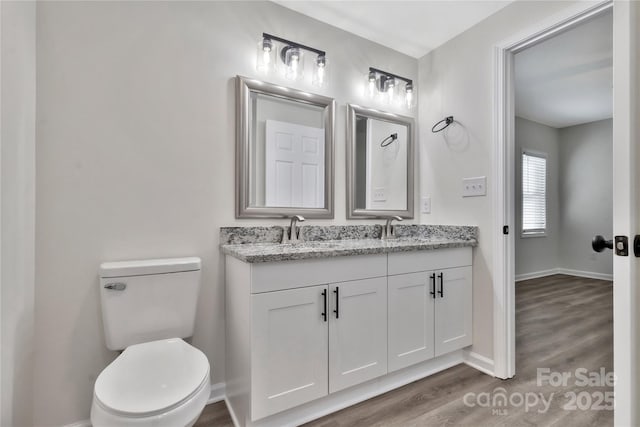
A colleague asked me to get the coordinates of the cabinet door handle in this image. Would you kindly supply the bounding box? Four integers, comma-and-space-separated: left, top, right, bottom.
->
321, 289, 327, 322
430, 273, 436, 298
333, 287, 340, 319
438, 272, 444, 298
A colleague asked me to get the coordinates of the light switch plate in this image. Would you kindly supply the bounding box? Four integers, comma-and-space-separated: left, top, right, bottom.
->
372, 187, 386, 202
421, 196, 431, 214
462, 176, 487, 197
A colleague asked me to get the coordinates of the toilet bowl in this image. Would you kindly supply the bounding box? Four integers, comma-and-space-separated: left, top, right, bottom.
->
91, 338, 210, 427
91, 258, 210, 427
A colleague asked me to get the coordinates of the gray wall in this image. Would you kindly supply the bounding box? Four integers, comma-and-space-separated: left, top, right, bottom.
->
14, 1, 608, 425
1, 2, 36, 426
418, 0, 585, 359
514, 117, 561, 276
514, 117, 613, 278
559, 119, 613, 276
34, 2, 418, 425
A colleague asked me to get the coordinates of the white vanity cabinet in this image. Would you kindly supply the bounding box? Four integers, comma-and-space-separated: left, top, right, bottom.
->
328, 277, 387, 393
225, 246, 473, 426
226, 254, 388, 423
387, 247, 473, 372
434, 266, 473, 356
250, 276, 388, 420
251, 285, 329, 420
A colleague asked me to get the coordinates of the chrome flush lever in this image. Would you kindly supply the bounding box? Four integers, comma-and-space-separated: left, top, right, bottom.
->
104, 282, 127, 291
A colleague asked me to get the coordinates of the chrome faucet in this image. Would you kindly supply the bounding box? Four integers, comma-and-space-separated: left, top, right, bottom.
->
381, 216, 403, 240
283, 215, 305, 243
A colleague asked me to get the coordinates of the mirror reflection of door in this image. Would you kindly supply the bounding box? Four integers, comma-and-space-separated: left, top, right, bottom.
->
249, 91, 326, 209
265, 120, 325, 208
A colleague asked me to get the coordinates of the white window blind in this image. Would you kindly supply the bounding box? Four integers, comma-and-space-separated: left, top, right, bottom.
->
522, 150, 547, 234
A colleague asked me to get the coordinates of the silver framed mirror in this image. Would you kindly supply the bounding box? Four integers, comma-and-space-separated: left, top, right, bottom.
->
236, 76, 335, 218
346, 104, 414, 219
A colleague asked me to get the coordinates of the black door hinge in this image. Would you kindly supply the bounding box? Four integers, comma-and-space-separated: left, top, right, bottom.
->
634, 235, 640, 257
503, 225, 509, 235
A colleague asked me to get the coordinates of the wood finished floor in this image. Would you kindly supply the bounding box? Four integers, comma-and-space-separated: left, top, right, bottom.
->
195, 274, 613, 427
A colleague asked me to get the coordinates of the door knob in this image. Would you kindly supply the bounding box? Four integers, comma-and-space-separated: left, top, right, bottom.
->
592, 235, 613, 252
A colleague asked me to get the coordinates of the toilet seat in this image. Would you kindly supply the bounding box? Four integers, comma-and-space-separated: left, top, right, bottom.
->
94, 338, 209, 417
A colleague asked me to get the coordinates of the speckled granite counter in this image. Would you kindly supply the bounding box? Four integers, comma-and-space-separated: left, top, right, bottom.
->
220, 225, 477, 263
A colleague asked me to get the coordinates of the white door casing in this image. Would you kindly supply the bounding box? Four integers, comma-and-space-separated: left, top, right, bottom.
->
611, 1, 638, 424
494, 1, 639, 424
265, 120, 325, 208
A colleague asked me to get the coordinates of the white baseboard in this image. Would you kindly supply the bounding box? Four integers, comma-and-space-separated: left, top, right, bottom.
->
226, 396, 242, 427
515, 268, 613, 282
463, 349, 495, 377
555, 268, 613, 281
63, 421, 91, 427
208, 381, 226, 404
515, 268, 561, 282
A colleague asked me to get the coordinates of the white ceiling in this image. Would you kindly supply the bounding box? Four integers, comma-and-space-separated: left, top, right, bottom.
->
273, 1, 514, 58
515, 10, 613, 129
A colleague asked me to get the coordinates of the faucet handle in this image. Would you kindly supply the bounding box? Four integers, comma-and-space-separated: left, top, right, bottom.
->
281, 225, 290, 244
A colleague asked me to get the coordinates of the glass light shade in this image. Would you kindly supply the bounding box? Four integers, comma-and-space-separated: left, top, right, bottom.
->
256, 38, 275, 73
365, 71, 377, 99
404, 82, 416, 110
283, 47, 304, 81
383, 77, 397, 105
312, 55, 328, 88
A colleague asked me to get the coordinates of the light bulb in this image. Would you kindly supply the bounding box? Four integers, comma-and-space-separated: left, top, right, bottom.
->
385, 77, 396, 105
284, 47, 303, 80
313, 55, 327, 88
405, 82, 414, 109
256, 38, 274, 73
367, 71, 377, 98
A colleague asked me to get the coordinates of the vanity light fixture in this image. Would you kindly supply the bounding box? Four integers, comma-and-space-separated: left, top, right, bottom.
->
365, 67, 415, 110
257, 33, 328, 88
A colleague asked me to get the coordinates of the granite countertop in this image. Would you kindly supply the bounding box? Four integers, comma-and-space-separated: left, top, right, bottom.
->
220, 225, 478, 263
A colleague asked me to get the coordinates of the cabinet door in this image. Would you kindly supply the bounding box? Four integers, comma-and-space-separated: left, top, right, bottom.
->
329, 277, 387, 393
434, 266, 473, 357
388, 272, 435, 372
251, 285, 328, 420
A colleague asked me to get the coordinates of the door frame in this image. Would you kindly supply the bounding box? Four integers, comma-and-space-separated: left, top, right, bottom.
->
492, 0, 637, 423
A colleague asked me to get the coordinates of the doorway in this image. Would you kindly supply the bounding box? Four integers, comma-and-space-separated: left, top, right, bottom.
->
513, 9, 614, 425
493, 1, 639, 425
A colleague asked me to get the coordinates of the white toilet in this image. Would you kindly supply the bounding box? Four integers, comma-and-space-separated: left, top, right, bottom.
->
91, 257, 210, 427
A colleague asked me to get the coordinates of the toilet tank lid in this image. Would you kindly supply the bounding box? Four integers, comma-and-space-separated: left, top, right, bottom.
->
100, 257, 201, 278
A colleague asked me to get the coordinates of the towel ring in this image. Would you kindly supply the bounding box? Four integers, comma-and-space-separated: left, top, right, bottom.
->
432, 116, 454, 133
380, 133, 398, 147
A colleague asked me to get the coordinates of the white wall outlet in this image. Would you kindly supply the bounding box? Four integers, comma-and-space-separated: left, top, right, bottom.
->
421, 196, 431, 214
462, 176, 487, 197
372, 187, 386, 202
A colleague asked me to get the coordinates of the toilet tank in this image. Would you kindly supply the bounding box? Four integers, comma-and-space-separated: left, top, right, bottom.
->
99, 257, 201, 351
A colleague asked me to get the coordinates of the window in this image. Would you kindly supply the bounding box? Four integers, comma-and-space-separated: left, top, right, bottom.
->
522, 150, 547, 236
